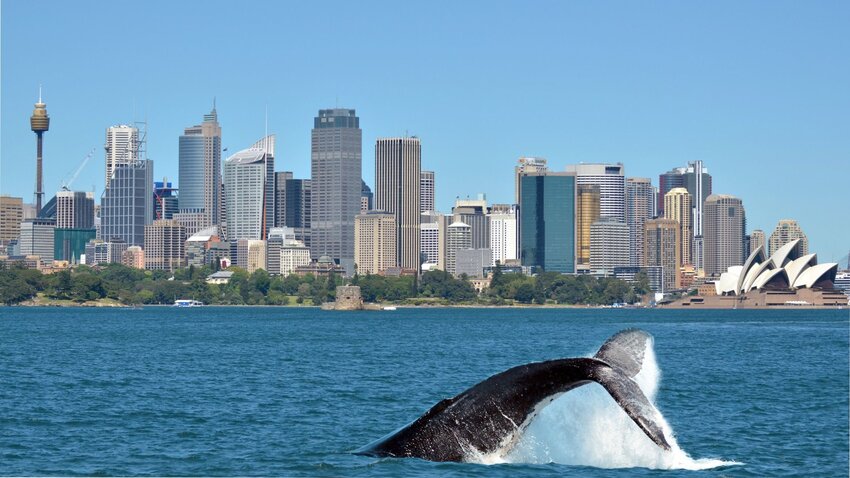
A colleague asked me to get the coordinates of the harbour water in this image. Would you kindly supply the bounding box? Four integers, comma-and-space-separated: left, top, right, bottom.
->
0, 307, 847, 476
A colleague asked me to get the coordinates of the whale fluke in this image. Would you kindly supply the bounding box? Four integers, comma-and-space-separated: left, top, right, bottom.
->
594, 328, 650, 377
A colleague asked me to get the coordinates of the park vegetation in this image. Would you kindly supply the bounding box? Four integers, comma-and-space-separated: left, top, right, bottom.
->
0, 262, 651, 307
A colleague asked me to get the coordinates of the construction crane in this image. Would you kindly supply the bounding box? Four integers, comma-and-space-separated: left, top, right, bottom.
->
60, 147, 96, 191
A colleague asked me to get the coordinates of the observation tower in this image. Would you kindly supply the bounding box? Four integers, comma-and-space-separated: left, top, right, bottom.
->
30, 87, 50, 213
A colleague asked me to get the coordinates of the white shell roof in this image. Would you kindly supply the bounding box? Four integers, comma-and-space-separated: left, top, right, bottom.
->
793, 263, 838, 289
768, 239, 800, 269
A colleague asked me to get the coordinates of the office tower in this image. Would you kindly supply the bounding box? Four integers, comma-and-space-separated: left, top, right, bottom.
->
420, 171, 435, 213
657, 169, 684, 216
310, 108, 361, 274
575, 184, 600, 271
284, 177, 312, 249
446, 222, 472, 276
153, 180, 178, 220
704, 194, 746, 277
514, 157, 548, 204
565, 163, 626, 222
664, 187, 693, 266
178, 105, 222, 227
644, 218, 681, 292
100, 160, 154, 246
30, 89, 49, 213
375, 137, 421, 271
143, 219, 186, 271
104, 125, 139, 191
274, 171, 293, 227
452, 196, 489, 250
55, 191, 95, 229
354, 211, 397, 275
19, 218, 56, 261
768, 219, 809, 257
456, 249, 492, 278
122, 246, 145, 269
488, 204, 517, 265
421, 211, 447, 270
749, 229, 766, 255
420, 221, 440, 267
626, 177, 655, 267
657, 161, 712, 231
519, 172, 576, 273
223, 135, 275, 241
361, 180, 373, 213
54, 228, 96, 263
590, 218, 629, 274
0, 196, 23, 244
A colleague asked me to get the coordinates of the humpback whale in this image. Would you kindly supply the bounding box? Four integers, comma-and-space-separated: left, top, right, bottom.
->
358, 329, 672, 462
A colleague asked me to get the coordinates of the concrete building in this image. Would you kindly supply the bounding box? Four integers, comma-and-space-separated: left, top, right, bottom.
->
100, 160, 153, 246
223, 136, 275, 241
280, 239, 311, 277
173, 211, 207, 239
576, 184, 600, 272
19, 218, 55, 261
488, 204, 517, 266
0, 196, 23, 245
565, 163, 626, 222
144, 219, 186, 272
644, 218, 681, 292
626, 177, 655, 267
185, 226, 223, 268
178, 105, 222, 228
589, 218, 629, 274
446, 222, 472, 276
420, 220, 440, 268
704, 194, 746, 277
354, 211, 397, 275
452, 196, 489, 250
247, 240, 266, 273
768, 219, 809, 257
310, 108, 361, 275
55, 191, 94, 229
664, 187, 693, 266
519, 172, 576, 274
375, 137, 421, 271
456, 248, 492, 278
122, 246, 145, 269
104, 125, 139, 191
750, 229, 766, 257
514, 157, 547, 205
420, 170, 435, 213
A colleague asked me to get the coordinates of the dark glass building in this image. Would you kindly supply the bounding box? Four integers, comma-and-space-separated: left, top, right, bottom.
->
519, 172, 576, 273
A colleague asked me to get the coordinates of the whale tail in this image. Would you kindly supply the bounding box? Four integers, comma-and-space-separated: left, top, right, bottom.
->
591, 329, 672, 450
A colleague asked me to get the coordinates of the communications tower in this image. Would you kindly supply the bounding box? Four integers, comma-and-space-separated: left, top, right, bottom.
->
30, 87, 50, 213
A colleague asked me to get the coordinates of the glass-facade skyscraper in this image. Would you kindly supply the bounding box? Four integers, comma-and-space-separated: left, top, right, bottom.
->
178, 105, 221, 227
519, 172, 576, 273
310, 108, 361, 274
100, 160, 154, 246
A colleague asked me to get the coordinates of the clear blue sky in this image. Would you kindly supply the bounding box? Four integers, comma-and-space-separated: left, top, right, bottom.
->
2, 1, 848, 263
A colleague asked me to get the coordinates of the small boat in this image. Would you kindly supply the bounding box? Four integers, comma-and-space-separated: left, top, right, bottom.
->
174, 299, 204, 307
382, 306, 397, 311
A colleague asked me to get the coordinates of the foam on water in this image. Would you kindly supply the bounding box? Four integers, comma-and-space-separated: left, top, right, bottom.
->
476, 340, 740, 470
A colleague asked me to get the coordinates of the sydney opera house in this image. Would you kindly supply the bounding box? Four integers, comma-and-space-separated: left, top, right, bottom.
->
673, 239, 847, 307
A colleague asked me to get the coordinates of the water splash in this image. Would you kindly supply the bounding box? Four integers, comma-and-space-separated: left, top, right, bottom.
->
481, 341, 739, 470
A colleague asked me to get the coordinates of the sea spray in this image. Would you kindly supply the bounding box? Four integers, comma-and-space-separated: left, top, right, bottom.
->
497, 340, 738, 470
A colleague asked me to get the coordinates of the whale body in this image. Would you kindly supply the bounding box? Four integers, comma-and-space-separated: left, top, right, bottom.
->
357, 329, 672, 462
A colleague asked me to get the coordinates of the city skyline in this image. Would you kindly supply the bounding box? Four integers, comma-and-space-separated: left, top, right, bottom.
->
1, 2, 848, 262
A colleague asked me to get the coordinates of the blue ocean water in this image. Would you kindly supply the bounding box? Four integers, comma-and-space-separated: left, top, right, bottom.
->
0, 307, 847, 477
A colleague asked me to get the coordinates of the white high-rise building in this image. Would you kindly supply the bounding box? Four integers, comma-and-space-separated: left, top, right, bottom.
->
223, 136, 275, 241
420, 171, 435, 213
420, 221, 440, 267
104, 125, 139, 190
565, 163, 626, 222
590, 218, 630, 274
446, 221, 472, 276
488, 204, 517, 265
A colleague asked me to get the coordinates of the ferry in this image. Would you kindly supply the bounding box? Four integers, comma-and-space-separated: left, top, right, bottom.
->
174, 299, 204, 307
382, 306, 398, 311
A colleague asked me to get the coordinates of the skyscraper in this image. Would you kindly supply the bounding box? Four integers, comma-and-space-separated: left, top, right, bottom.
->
644, 218, 681, 292
19, 218, 55, 261
310, 108, 361, 275
626, 177, 655, 267
420, 171, 435, 213
768, 219, 809, 257
565, 163, 626, 222
30, 89, 49, 213
178, 105, 222, 227
144, 219, 187, 272
704, 194, 745, 277
56, 191, 95, 229
749, 229, 766, 255
664, 187, 693, 266
0, 196, 23, 245
223, 136, 275, 241
452, 197, 489, 250
488, 204, 517, 265
153, 180, 179, 220
657, 161, 712, 232
590, 218, 630, 274
354, 211, 397, 275
375, 137, 421, 271
514, 157, 547, 204
519, 172, 576, 273
274, 171, 293, 227
575, 184, 600, 271
446, 221, 472, 276
285, 177, 312, 250
100, 160, 153, 246
104, 125, 139, 191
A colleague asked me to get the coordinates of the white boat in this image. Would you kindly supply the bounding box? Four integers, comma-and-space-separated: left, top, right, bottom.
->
174, 299, 204, 307
382, 306, 397, 311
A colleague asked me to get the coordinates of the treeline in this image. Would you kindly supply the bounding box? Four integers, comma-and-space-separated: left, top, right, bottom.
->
0, 263, 650, 307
